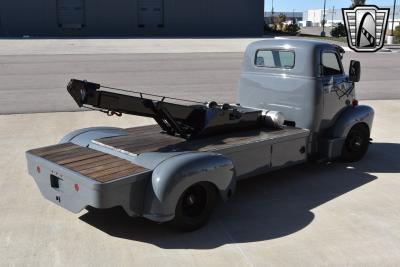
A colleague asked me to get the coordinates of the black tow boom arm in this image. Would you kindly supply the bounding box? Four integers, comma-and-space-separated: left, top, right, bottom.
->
67, 79, 262, 139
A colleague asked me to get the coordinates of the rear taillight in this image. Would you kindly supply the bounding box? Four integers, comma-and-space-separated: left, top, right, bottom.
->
352, 99, 359, 107
36, 166, 41, 173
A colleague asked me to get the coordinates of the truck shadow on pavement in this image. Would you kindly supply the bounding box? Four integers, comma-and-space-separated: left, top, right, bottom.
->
79, 142, 399, 249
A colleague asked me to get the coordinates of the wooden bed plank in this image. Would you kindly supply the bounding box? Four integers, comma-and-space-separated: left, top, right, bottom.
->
101, 131, 176, 147
63, 154, 116, 169
45, 148, 104, 164
56, 152, 104, 165
45, 147, 97, 161
28, 143, 77, 157
69, 156, 123, 171
39, 145, 83, 158
79, 160, 132, 175
115, 137, 183, 152
124, 125, 160, 134
87, 164, 142, 178
100, 125, 160, 143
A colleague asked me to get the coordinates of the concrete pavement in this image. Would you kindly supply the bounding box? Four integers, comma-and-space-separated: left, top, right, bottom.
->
0, 53, 242, 114
0, 38, 265, 56
300, 26, 334, 37
1, 100, 400, 266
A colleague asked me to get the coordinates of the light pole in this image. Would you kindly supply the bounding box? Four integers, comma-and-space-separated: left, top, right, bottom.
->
388, 0, 397, 44
292, 9, 295, 24
271, 0, 274, 26
331, 6, 335, 27
391, 0, 397, 35
321, 0, 327, 36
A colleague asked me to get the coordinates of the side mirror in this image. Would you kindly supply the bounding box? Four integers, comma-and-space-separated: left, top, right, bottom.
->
349, 60, 361, 82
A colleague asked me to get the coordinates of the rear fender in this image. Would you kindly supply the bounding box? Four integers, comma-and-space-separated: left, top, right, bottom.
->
142, 152, 235, 222
59, 127, 128, 146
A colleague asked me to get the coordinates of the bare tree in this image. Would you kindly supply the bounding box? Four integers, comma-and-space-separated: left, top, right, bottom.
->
276, 13, 287, 31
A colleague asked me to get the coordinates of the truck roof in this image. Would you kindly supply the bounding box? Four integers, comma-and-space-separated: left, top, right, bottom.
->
243, 38, 344, 77
248, 38, 339, 50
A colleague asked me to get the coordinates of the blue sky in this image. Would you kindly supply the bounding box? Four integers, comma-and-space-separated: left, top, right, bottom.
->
264, 0, 397, 12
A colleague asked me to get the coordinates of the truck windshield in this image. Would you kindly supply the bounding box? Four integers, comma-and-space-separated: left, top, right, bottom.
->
255, 50, 295, 69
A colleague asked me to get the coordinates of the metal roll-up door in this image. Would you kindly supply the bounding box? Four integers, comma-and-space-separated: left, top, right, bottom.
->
0, 14, 4, 36
138, 0, 164, 28
57, 0, 85, 29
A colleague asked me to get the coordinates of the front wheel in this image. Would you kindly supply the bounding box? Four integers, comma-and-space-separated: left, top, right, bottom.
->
170, 182, 217, 232
341, 124, 370, 162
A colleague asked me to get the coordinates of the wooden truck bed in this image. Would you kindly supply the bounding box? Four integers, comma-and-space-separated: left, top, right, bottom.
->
27, 143, 148, 183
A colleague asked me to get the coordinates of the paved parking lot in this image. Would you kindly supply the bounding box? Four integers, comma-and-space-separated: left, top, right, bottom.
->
0, 38, 399, 114
1, 100, 400, 266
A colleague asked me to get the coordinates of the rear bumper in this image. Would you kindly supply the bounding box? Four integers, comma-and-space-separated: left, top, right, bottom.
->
26, 152, 150, 216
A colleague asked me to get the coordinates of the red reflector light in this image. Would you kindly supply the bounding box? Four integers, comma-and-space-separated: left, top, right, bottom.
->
352, 99, 359, 106
74, 184, 80, 192
36, 166, 41, 173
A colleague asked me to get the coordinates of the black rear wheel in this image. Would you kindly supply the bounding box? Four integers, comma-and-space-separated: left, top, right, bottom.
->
170, 182, 217, 232
341, 124, 370, 162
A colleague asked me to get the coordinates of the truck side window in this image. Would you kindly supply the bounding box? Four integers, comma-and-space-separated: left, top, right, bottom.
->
255, 50, 295, 69
321, 52, 343, 76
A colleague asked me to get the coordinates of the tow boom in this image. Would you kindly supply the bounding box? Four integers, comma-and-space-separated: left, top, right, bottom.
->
67, 79, 264, 139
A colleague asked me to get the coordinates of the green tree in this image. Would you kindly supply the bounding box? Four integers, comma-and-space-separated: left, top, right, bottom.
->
331, 23, 347, 37
394, 25, 400, 38
351, 0, 366, 8
286, 23, 300, 34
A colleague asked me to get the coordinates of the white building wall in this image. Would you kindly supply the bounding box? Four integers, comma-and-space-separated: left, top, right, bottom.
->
307, 9, 323, 26
306, 8, 344, 26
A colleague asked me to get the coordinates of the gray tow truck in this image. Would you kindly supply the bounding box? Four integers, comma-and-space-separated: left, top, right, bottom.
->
26, 39, 374, 231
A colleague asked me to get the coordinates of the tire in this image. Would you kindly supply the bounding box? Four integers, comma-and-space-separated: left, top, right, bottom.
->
170, 182, 217, 232
341, 123, 370, 162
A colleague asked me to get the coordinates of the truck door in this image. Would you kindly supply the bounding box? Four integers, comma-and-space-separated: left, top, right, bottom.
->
320, 50, 353, 128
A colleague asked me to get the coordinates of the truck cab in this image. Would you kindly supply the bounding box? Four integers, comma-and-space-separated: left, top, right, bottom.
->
238, 39, 373, 159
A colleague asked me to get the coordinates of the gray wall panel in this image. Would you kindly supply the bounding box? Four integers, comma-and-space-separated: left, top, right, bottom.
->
0, 0, 264, 37
83, 0, 136, 36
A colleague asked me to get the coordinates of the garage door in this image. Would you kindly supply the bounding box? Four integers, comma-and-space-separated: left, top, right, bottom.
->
57, 0, 85, 29
0, 15, 4, 36
138, 0, 164, 27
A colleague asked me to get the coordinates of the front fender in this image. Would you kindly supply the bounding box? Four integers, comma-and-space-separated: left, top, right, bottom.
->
59, 127, 128, 146
330, 105, 374, 138
142, 152, 235, 222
